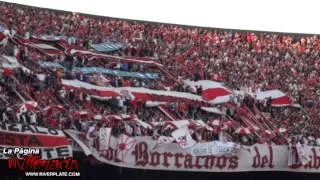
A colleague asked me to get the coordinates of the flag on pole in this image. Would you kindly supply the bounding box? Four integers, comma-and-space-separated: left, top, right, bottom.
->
117, 134, 136, 162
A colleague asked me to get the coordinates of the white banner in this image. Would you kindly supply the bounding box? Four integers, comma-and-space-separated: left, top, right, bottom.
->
99, 137, 320, 173
67, 131, 320, 173
190, 141, 240, 156
99, 128, 112, 151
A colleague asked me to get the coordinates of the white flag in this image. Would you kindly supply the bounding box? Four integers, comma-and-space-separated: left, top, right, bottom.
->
288, 142, 311, 166
117, 134, 136, 162
296, 143, 311, 165
99, 128, 112, 151
171, 127, 196, 149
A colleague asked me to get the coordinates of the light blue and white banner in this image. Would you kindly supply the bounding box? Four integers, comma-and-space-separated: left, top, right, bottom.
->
32, 35, 67, 41
91, 41, 125, 52
190, 141, 240, 156
37, 61, 65, 69
73, 67, 158, 79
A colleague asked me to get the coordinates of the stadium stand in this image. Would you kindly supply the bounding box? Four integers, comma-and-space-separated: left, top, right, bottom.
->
0, 1, 320, 147
1, 4, 320, 178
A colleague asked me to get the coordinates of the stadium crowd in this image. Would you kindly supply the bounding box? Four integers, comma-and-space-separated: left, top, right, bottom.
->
0, 1, 320, 147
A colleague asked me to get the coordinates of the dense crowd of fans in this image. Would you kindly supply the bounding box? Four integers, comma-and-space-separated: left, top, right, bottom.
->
0, 2, 320, 147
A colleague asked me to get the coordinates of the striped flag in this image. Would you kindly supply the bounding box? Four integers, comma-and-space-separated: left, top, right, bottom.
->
14, 37, 64, 57
91, 41, 125, 52
32, 35, 66, 41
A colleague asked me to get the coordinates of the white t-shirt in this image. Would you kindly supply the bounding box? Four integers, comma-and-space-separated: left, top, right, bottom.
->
2, 113, 8, 122
25, 32, 30, 39
14, 47, 19, 56
125, 124, 133, 135
86, 95, 91, 101
30, 113, 37, 124
60, 89, 66, 98
118, 98, 124, 107
316, 138, 320, 146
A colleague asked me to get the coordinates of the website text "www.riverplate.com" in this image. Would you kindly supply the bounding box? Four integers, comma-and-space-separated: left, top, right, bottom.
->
25, 172, 80, 177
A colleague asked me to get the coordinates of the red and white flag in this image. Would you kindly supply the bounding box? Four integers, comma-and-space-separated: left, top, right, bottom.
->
255, 90, 292, 107
183, 80, 232, 104
171, 127, 196, 149
14, 37, 64, 57
16, 101, 38, 113
117, 134, 136, 162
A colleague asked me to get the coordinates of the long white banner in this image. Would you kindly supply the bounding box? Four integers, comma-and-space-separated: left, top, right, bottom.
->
67, 131, 320, 173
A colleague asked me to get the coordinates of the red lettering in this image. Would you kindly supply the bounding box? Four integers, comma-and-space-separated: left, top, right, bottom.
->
204, 156, 215, 169
0, 133, 42, 146
268, 145, 274, 168
261, 156, 268, 168
251, 146, 274, 169
163, 152, 173, 167
8, 155, 78, 171
150, 152, 161, 167
174, 153, 184, 168
194, 156, 203, 169
132, 142, 149, 167
252, 146, 260, 168
105, 148, 114, 161
8, 158, 20, 170
47, 160, 61, 171
29, 156, 44, 170
216, 156, 227, 169
228, 156, 238, 169
70, 159, 79, 170
184, 154, 194, 169
312, 148, 320, 169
